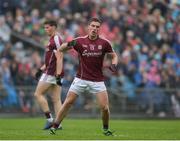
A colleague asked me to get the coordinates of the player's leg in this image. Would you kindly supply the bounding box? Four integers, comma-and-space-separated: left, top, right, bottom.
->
50, 91, 78, 134
96, 91, 110, 128
50, 85, 62, 129
56, 91, 77, 124
50, 85, 62, 115
50, 77, 85, 134
96, 90, 114, 136
34, 81, 51, 113
34, 81, 53, 129
53, 77, 86, 125
89, 80, 111, 134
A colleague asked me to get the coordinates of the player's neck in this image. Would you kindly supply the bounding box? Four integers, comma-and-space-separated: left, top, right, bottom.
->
88, 35, 98, 40
50, 31, 56, 37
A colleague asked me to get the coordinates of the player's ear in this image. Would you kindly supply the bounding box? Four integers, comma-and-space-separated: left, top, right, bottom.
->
53, 25, 57, 29
87, 25, 91, 31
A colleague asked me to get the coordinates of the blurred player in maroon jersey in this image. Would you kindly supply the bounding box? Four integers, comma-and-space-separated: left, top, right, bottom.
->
34, 20, 64, 130
50, 18, 118, 136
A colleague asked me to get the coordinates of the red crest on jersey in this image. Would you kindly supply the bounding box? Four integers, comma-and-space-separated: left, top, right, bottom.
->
89, 44, 95, 50
82, 44, 88, 48
98, 45, 102, 50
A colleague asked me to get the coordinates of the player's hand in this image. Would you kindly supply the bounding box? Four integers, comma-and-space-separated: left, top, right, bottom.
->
35, 69, 43, 80
56, 75, 62, 86
67, 40, 76, 47
109, 64, 118, 73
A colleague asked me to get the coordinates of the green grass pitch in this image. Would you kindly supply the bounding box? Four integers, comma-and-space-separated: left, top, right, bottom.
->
0, 118, 180, 140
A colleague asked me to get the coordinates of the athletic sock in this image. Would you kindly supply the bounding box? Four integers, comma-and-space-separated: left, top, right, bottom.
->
47, 117, 53, 122
53, 122, 60, 129
103, 125, 109, 130
44, 111, 53, 122
58, 123, 62, 128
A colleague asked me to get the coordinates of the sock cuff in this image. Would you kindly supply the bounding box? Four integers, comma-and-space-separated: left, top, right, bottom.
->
45, 111, 52, 119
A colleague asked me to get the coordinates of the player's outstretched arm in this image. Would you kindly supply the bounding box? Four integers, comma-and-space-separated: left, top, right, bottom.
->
57, 40, 77, 52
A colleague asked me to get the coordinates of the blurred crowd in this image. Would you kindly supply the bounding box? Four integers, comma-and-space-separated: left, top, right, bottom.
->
0, 0, 180, 117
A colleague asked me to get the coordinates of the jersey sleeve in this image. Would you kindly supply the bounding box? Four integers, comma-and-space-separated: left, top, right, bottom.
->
73, 38, 81, 52
104, 40, 114, 53
54, 35, 62, 49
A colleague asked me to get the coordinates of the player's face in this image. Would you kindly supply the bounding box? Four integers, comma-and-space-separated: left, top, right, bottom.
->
44, 24, 55, 36
88, 21, 100, 38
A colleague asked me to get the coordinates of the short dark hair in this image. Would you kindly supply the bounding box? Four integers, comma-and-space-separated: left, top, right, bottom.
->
44, 20, 57, 28
89, 17, 102, 25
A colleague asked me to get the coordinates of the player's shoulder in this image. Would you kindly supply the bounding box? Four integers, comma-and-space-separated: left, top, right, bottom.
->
51, 33, 63, 46
53, 33, 62, 41
99, 35, 111, 45
53, 33, 62, 39
74, 35, 88, 41
99, 35, 110, 42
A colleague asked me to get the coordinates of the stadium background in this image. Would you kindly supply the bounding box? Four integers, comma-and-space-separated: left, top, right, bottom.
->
0, 0, 180, 119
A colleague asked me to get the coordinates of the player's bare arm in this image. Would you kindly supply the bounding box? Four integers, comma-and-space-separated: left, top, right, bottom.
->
107, 52, 118, 65
57, 40, 76, 52
107, 52, 118, 73
40, 64, 46, 71
54, 50, 63, 75
57, 43, 68, 52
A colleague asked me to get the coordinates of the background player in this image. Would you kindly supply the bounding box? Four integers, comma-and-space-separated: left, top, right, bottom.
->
34, 20, 63, 130
50, 17, 118, 136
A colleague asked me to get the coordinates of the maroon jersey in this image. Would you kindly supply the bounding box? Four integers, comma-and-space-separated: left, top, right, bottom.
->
73, 35, 114, 81
44, 34, 64, 76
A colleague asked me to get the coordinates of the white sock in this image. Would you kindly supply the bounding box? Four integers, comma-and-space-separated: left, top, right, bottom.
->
47, 117, 53, 122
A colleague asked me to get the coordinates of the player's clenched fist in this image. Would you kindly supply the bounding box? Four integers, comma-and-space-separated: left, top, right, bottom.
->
109, 64, 118, 73
56, 75, 62, 86
35, 69, 43, 80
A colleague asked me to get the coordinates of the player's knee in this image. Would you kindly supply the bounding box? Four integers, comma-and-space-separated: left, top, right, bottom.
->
101, 105, 109, 112
34, 92, 41, 99
34, 92, 38, 98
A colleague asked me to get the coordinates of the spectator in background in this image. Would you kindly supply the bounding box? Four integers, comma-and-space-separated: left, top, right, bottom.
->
0, 58, 18, 107
0, 16, 11, 42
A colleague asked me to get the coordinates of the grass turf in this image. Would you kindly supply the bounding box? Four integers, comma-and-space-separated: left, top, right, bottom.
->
0, 118, 180, 140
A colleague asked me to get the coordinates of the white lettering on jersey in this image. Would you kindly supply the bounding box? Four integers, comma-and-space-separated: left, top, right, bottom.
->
82, 50, 102, 57
82, 44, 88, 48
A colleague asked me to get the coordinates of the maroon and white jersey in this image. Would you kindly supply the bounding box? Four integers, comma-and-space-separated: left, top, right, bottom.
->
44, 34, 64, 76
73, 35, 114, 81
